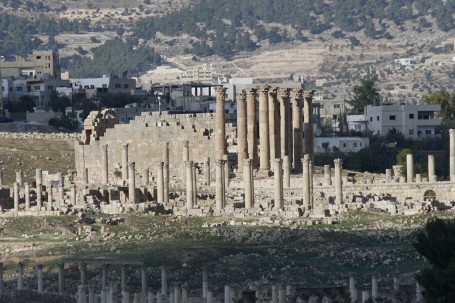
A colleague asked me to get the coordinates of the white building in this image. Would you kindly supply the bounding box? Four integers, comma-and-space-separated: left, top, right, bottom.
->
69, 75, 136, 95
394, 58, 413, 66
362, 104, 441, 139
314, 136, 369, 154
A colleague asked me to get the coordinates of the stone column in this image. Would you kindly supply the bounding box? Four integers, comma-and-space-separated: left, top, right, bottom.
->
163, 142, 170, 203
204, 157, 211, 185
258, 85, 270, 171
428, 155, 436, 182
48, 186, 53, 207
278, 285, 285, 303
334, 159, 343, 205
80, 262, 87, 286
186, 161, 194, 209
157, 291, 163, 303
128, 162, 136, 204
157, 162, 164, 204
141, 266, 147, 294
182, 286, 188, 303
215, 159, 226, 211
25, 182, 30, 211
283, 155, 290, 188
451, 129, 455, 181
122, 143, 129, 182
303, 90, 316, 161
36, 168, 42, 185
271, 285, 277, 303
407, 153, 414, 183
79, 285, 88, 303
273, 159, 283, 210
192, 162, 198, 204
202, 269, 208, 298
89, 287, 95, 303
224, 285, 231, 303
16, 170, 23, 186
37, 264, 44, 294
292, 89, 303, 171
13, 182, 19, 212
122, 291, 130, 303
121, 265, 127, 292
324, 165, 331, 186
142, 169, 149, 185
101, 144, 109, 185
302, 155, 311, 209
371, 275, 378, 299
416, 174, 422, 183
216, 87, 228, 160
385, 169, 392, 183
247, 88, 258, 166
269, 88, 280, 166
71, 184, 76, 205
161, 266, 168, 296
36, 183, 42, 210
0, 263, 3, 297
349, 275, 357, 303
102, 264, 108, 289
0, 171, 3, 186
58, 263, 65, 295
416, 281, 423, 303
83, 168, 89, 185
361, 291, 370, 303
17, 262, 24, 290
243, 159, 254, 209
182, 141, 189, 184
207, 289, 213, 303
309, 159, 314, 209
59, 185, 64, 205
237, 91, 247, 174
279, 88, 290, 161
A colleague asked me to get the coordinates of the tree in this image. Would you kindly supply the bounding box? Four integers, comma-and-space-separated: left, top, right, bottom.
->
347, 76, 381, 114
414, 218, 455, 302
424, 90, 455, 129
48, 91, 71, 113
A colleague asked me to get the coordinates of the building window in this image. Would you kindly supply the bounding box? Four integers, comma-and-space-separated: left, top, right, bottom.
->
16, 87, 23, 91
47, 85, 53, 91
334, 104, 340, 109
342, 143, 347, 148
389, 115, 396, 120
377, 116, 379, 121
102, 84, 108, 88
425, 130, 432, 135
353, 143, 357, 147
332, 114, 338, 120
320, 105, 324, 109
409, 114, 414, 119
124, 84, 129, 89
34, 85, 40, 90
115, 84, 121, 89
370, 117, 373, 122
409, 129, 414, 135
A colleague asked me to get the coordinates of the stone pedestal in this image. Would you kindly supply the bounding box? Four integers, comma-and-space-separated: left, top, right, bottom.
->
247, 88, 258, 167
243, 159, 254, 209
102, 144, 109, 185
216, 87, 228, 160
334, 159, 343, 205
406, 153, 414, 183
273, 159, 283, 210
122, 143, 129, 182
258, 86, 270, 171
128, 162, 136, 204
237, 91, 247, 173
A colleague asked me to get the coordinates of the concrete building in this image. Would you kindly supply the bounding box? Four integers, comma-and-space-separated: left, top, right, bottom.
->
69, 75, 136, 96
314, 136, 369, 154
0, 51, 61, 79
181, 63, 217, 83
363, 104, 441, 139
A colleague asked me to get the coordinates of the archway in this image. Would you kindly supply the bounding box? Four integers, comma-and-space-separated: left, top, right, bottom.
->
423, 190, 436, 201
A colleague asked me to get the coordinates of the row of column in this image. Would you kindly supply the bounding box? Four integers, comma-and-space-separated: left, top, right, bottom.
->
12, 182, 70, 212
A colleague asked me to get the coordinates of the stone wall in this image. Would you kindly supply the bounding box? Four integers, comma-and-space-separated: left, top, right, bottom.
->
75, 111, 234, 184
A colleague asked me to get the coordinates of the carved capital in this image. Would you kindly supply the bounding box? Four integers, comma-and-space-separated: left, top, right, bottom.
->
258, 85, 270, 95
246, 88, 257, 96
334, 158, 343, 167
122, 143, 129, 149
157, 161, 164, 168
303, 89, 316, 99
301, 154, 311, 167
185, 160, 193, 168
163, 141, 169, 148
278, 88, 290, 99
450, 129, 455, 137
215, 87, 227, 98
101, 144, 108, 151
183, 140, 189, 148
292, 88, 304, 99
128, 162, 135, 169
215, 159, 226, 167
237, 91, 247, 102
268, 87, 278, 98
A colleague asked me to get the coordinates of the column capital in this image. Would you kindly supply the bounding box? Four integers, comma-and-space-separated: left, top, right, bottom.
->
183, 140, 189, 148
163, 162, 169, 168
122, 143, 129, 149
303, 89, 316, 99
215, 87, 227, 98
450, 129, 455, 136
243, 159, 253, 166
157, 161, 164, 168
273, 158, 283, 165
292, 88, 304, 99
334, 158, 343, 167
268, 87, 278, 97
258, 85, 270, 95
215, 159, 226, 166
246, 88, 257, 96
185, 160, 193, 167
301, 155, 311, 166
163, 141, 169, 148
237, 91, 247, 101
101, 144, 108, 151
129, 162, 135, 169
278, 88, 290, 98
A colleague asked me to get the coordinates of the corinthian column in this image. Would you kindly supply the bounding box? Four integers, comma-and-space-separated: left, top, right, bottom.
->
302, 155, 311, 209
450, 129, 455, 181
101, 144, 109, 185
13, 182, 19, 212
246, 88, 258, 167
279, 88, 291, 161
215, 159, 226, 210
273, 159, 283, 210
157, 162, 164, 204
292, 89, 303, 172
237, 91, 247, 173
243, 159, 254, 209
128, 162, 136, 204
268, 88, 280, 167
216, 87, 228, 160
303, 90, 316, 161
122, 143, 129, 182
334, 159, 343, 205
258, 85, 270, 171
186, 161, 194, 209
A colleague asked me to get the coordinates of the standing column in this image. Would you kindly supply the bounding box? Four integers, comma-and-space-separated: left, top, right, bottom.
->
215, 159, 226, 211
273, 159, 284, 210
186, 161, 194, 209
303, 90, 316, 161
324, 165, 331, 186
385, 169, 392, 183
101, 144, 109, 185
279, 88, 291, 161
58, 263, 65, 295
334, 159, 343, 205
450, 129, 455, 181
0, 171, 3, 186
157, 162, 164, 204
204, 157, 211, 185
16, 170, 23, 186
247, 88, 258, 167
17, 262, 24, 290
37, 264, 44, 294
102, 264, 108, 289
182, 141, 189, 184
163, 142, 170, 203
428, 155, 436, 182
48, 186, 53, 207
243, 159, 254, 209
80, 262, 87, 286
236, 91, 247, 173
128, 162, 136, 204
122, 143, 129, 182
202, 269, 208, 298
142, 169, 149, 185
24, 182, 30, 211
192, 162, 198, 204
258, 85, 270, 171
13, 182, 19, 212
268, 88, 280, 166
283, 156, 290, 188
141, 266, 147, 294
292, 89, 304, 172
121, 265, 127, 292
302, 155, 311, 209
223, 155, 230, 189
371, 275, 378, 300
161, 266, 168, 296
83, 168, 89, 185
71, 184, 77, 205
36, 168, 43, 186
224, 285, 231, 303
216, 87, 228, 160
407, 153, 414, 183
36, 182, 43, 210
